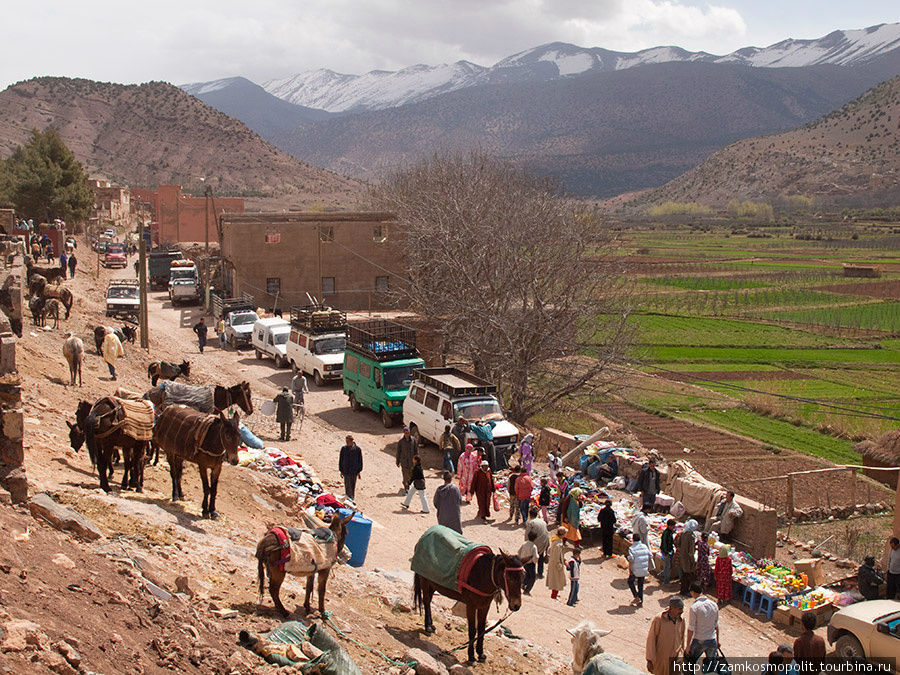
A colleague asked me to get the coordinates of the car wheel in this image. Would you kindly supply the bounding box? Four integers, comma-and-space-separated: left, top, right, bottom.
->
349, 393, 361, 412
381, 408, 394, 428
314, 370, 325, 386
409, 424, 421, 445
255, 349, 262, 360
275, 355, 286, 369
834, 634, 865, 659
291, 361, 298, 374
228, 334, 236, 349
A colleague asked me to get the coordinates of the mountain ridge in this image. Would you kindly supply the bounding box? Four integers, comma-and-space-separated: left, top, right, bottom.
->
253, 22, 900, 112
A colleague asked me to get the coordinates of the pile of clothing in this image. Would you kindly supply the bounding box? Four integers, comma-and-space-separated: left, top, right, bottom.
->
239, 446, 326, 503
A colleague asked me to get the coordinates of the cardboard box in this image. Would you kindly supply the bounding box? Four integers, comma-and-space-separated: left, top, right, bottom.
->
773, 606, 793, 627
794, 558, 825, 587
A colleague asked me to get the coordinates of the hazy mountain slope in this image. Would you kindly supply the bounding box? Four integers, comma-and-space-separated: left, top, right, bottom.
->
0, 77, 359, 202
180, 77, 331, 138
631, 75, 900, 208
270, 59, 898, 197
260, 22, 900, 112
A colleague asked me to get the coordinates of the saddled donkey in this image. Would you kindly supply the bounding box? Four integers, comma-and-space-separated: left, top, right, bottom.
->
152, 405, 241, 518
67, 397, 153, 492
147, 360, 190, 386
93, 325, 137, 354
62, 332, 84, 386
25, 257, 65, 285
255, 513, 354, 616
412, 526, 525, 664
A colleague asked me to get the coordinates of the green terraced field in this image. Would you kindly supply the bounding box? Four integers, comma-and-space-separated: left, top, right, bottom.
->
631, 315, 832, 348
760, 301, 900, 333
646, 346, 900, 366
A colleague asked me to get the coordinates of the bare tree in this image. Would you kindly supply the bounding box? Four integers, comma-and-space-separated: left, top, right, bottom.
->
376, 151, 632, 423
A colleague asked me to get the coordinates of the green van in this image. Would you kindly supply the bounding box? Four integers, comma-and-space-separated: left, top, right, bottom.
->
343, 321, 425, 428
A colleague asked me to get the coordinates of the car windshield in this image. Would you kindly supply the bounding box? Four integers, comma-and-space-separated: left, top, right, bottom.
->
273, 331, 289, 345
107, 244, 124, 254
313, 336, 345, 355
108, 286, 138, 299
171, 269, 195, 280
454, 399, 503, 421
382, 365, 418, 390
231, 313, 256, 326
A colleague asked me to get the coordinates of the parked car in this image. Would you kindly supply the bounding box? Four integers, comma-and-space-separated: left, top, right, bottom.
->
106, 280, 140, 320
251, 317, 291, 368
286, 305, 347, 386
221, 302, 259, 349
103, 242, 127, 268
343, 320, 424, 428
828, 599, 900, 668
403, 368, 519, 455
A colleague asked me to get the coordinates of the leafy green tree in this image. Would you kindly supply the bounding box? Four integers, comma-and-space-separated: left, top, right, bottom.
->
4, 129, 94, 223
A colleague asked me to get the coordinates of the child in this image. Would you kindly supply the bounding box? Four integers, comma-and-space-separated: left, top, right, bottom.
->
518, 531, 539, 595
538, 476, 551, 522
547, 526, 567, 599
714, 545, 733, 606
507, 466, 521, 524
566, 546, 582, 606
401, 455, 429, 513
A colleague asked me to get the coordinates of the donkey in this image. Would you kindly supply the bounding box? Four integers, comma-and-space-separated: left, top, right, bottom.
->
152, 405, 241, 519
41, 299, 61, 329
25, 257, 65, 285
29, 275, 74, 319
62, 332, 84, 386
93, 325, 136, 354
68, 399, 148, 492
147, 360, 190, 386
28, 295, 46, 326
255, 513, 354, 616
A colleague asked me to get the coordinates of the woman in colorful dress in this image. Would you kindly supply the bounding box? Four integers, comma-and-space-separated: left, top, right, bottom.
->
714, 545, 733, 606
519, 433, 534, 475
457, 443, 479, 499
696, 533, 714, 589
563, 487, 583, 544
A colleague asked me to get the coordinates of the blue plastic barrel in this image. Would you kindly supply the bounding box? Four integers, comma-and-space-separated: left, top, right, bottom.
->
336, 508, 372, 568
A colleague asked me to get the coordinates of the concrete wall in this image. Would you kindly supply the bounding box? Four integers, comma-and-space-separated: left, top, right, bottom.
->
534, 427, 578, 462
221, 212, 402, 311
0, 260, 25, 503
862, 456, 899, 490
154, 186, 244, 244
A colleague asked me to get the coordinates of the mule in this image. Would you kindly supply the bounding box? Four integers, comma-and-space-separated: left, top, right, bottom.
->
67, 399, 148, 493
255, 513, 354, 616
147, 360, 190, 386
25, 258, 65, 285
28, 295, 46, 326
41, 298, 61, 329
413, 548, 524, 664
29, 275, 74, 319
152, 405, 241, 518
62, 332, 84, 386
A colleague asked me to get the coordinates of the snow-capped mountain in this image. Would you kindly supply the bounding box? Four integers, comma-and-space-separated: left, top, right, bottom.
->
259, 22, 900, 112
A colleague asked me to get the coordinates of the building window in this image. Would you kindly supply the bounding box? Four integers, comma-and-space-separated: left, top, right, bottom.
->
373, 224, 387, 242
319, 226, 334, 242
266, 277, 281, 296
321, 277, 335, 295
375, 276, 389, 293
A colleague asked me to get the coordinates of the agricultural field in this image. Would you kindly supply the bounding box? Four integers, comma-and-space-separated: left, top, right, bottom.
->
586, 220, 900, 472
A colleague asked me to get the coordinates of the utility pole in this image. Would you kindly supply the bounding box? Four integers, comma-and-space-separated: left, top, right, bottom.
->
138, 220, 149, 350
204, 186, 211, 255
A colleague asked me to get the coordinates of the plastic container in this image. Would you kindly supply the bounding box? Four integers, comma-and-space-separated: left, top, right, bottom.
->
337, 508, 372, 568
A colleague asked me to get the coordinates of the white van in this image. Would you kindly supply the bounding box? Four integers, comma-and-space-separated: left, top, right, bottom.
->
285, 306, 347, 386
251, 317, 291, 368
403, 368, 519, 456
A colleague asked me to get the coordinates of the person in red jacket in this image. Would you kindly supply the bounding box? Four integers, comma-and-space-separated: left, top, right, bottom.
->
515, 471, 534, 527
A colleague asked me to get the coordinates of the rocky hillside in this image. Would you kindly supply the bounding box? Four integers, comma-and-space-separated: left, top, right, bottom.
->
0, 77, 360, 203
632, 75, 900, 209
270, 60, 898, 197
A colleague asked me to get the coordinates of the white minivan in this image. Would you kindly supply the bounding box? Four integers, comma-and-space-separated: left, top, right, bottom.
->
286, 328, 346, 385
251, 317, 291, 368
403, 368, 519, 456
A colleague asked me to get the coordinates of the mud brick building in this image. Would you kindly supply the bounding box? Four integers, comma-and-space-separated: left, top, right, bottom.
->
219, 211, 402, 311
134, 186, 244, 245
0, 255, 25, 503
88, 180, 131, 229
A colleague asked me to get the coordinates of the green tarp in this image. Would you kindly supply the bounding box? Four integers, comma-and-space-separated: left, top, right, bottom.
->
410, 524, 478, 591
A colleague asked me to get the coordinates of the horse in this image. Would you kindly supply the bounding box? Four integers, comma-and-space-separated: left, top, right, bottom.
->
413, 540, 524, 664
144, 381, 252, 464
255, 513, 354, 616
41, 299, 61, 329
62, 332, 84, 386
67, 398, 150, 493
152, 405, 241, 518
147, 360, 190, 386
93, 325, 136, 354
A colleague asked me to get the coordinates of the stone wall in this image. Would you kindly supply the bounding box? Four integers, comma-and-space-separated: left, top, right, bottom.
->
0, 260, 25, 502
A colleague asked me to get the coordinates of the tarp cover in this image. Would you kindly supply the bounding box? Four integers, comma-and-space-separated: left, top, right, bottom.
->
666, 460, 724, 520
112, 396, 154, 441
144, 381, 214, 413
411, 525, 478, 591
283, 533, 336, 576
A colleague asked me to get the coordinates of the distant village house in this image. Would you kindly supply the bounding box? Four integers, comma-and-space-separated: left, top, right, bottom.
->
88, 179, 131, 229
132, 185, 244, 245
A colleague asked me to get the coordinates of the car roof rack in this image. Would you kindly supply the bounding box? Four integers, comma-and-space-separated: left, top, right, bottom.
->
413, 368, 497, 397
346, 320, 419, 361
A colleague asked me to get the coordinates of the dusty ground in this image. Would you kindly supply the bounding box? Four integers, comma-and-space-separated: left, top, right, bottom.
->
1, 238, 822, 673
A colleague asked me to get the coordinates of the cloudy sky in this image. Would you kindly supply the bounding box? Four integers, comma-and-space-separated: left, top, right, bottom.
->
3, 0, 896, 89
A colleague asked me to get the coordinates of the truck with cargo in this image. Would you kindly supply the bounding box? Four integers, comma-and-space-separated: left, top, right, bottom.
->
167, 259, 200, 305
403, 368, 519, 457
148, 250, 183, 290
103, 242, 127, 268
215, 298, 259, 349
251, 317, 291, 367
106, 279, 140, 320
286, 305, 347, 386
343, 320, 425, 428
